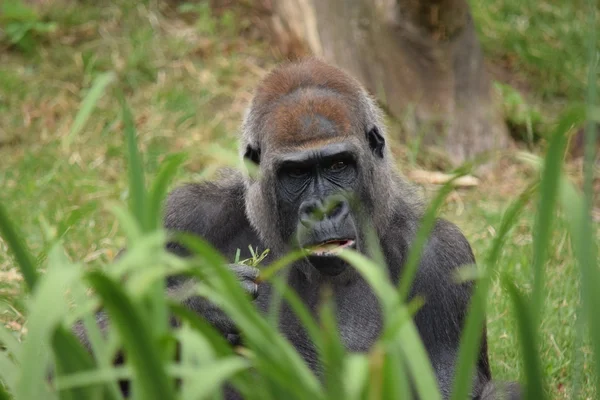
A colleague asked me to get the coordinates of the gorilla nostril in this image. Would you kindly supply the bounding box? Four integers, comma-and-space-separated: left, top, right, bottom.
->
299, 200, 324, 226
324, 197, 349, 221
328, 202, 343, 218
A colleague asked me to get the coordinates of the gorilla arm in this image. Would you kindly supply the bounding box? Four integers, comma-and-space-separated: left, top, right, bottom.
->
408, 219, 519, 399
74, 174, 263, 350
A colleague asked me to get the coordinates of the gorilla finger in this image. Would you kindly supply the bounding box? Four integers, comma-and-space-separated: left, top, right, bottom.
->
204, 309, 239, 334
226, 334, 242, 346
241, 281, 259, 299
229, 264, 260, 281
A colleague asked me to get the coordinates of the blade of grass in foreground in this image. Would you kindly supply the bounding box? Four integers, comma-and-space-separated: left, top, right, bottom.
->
178, 235, 324, 400
62, 71, 116, 149
559, 177, 600, 393
318, 292, 347, 399
530, 108, 585, 325
451, 183, 537, 400
0, 347, 17, 395
121, 98, 172, 363
504, 279, 546, 400
146, 153, 187, 231
51, 327, 110, 400
581, 0, 600, 392
340, 250, 441, 400
120, 95, 147, 232
15, 249, 93, 400
0, 381, 10, 400
0, 202, 39, 291
398, 169, 471, 301
86, 271, 175, 400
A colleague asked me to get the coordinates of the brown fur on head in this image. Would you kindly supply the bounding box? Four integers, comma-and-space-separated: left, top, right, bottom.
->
239, 58, 414, 253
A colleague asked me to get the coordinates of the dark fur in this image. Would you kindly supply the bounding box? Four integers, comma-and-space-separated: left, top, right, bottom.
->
78, 58, 520, 399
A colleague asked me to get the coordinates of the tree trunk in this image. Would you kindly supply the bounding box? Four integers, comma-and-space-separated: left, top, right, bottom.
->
266, 0, 509, 165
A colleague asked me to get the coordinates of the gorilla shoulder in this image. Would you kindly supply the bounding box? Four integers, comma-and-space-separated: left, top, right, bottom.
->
164, 171, 263, 259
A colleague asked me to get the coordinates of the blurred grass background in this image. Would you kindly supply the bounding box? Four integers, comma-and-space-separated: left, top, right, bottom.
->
0, 0, 598, 398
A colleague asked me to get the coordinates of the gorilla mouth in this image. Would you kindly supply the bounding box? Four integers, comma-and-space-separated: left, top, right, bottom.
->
307, 239, 356, 256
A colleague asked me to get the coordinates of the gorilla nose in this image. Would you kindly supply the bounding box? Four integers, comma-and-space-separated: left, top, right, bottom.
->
299, 196, 350, 227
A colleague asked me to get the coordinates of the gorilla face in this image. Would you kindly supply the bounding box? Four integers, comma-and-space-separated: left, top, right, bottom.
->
275, 142, 361, 276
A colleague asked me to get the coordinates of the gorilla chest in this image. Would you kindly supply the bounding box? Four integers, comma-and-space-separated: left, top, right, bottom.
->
332, 282, 383, 351
274, 279, 383, 355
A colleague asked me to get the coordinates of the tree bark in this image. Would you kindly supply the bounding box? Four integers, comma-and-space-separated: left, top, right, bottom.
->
266, 0, 509, 165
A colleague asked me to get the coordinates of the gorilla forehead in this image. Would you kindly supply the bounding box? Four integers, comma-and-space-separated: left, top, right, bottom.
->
264, 89, 356, 149
254, 57, 362, 107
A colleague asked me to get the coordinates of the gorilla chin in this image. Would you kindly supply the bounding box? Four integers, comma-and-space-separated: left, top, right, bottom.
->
304, 238, 357, 276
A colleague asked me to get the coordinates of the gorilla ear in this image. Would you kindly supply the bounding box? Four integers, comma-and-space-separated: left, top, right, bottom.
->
244, 144, 261, 165
367, 127, 385, 158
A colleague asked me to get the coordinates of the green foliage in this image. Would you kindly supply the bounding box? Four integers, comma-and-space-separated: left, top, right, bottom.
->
495, 82, 543, 144
3, 96, 597, 399
0, 1, 598, 399
472, 0, 595, 101
0, 0, 57, 54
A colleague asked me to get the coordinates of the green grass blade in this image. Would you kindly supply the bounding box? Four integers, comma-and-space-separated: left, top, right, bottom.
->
0, 326, 21, 360
339, 250, 441, 400
86, 271, 175, 400
63, 72, 116, 149
269, 277, 323, 352
45, 246, 109, 400
16, 251, 85, 399
173, 359, 249, 399
177, 234, 324, 400
51, 327, 106, 400
0, 349, 17, 395
0, 202, 39, 292
56, 366, 132, 392
146, 153, 187, 231
383, 342, 412, 400
530, 108, 585, 322
582, 0, 600, 392
318, 291, 347, 399
558, 177, 600, 392
0, 380, 10, 400
168, 304, 234, 357
120, 95, 147, 231
451, 184, 536, 400
398, 172, 469, 301
504, 279, 546, 400
343, 354, 369, 400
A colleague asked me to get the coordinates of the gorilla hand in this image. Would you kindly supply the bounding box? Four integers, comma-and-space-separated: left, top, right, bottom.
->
178, 263, 260, 345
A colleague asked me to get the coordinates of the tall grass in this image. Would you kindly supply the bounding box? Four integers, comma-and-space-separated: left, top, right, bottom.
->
0, 18, 598, 400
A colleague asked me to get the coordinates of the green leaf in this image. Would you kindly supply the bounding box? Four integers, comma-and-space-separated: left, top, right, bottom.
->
146, 153, 187, 231
398, 171, 470, 301
451, 184, 536, 400
339, 250, 441, 400
530, 107, 585, 322
63, 72, 116, 148
55, 366, 131, 392
51, 327, 106, 400
173, 358, 249, 399
86, 271, 175, 400
558, 176, 600, 392
0, 348, 17, 395
0, 379, 11, 400
16, 247, 88, 400
0, 201, 39, 292
318, 290, 346, 399
177, 234, 324, 400
504, 279, 546, 400
120, 95, 148, 232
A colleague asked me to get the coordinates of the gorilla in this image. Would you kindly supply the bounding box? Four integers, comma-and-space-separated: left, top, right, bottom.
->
79, 58, 520, 399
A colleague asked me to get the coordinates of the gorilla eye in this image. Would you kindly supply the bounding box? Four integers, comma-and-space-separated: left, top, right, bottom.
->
328, 161, 347, 172
288, 167, 310, 179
